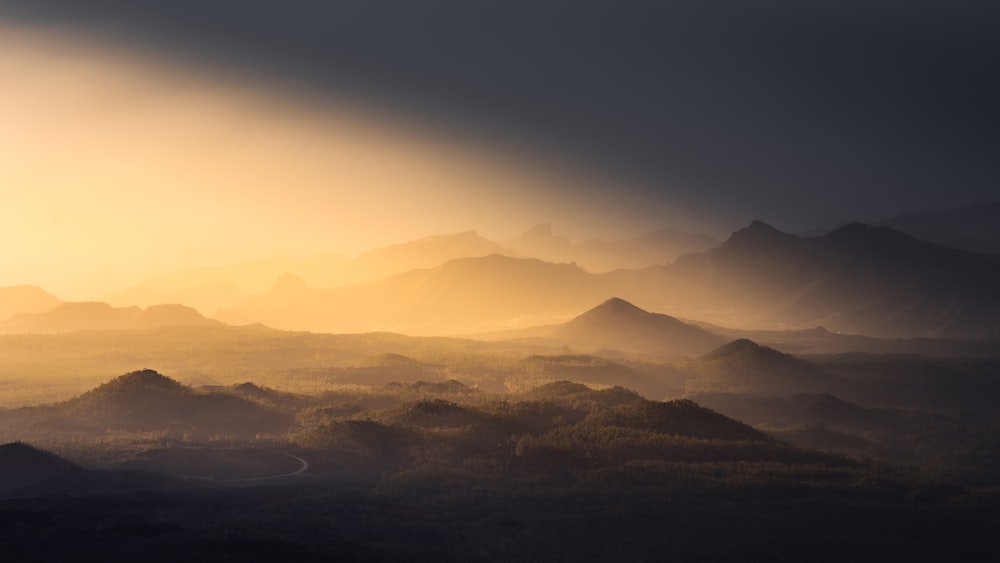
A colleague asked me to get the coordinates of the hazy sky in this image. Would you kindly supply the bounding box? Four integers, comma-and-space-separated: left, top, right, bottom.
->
2, 1, 998, 298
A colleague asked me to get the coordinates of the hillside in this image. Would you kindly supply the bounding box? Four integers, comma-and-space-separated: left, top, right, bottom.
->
57, 370, 292, 438
679, 339, 845, 396
0, 441, 84, 497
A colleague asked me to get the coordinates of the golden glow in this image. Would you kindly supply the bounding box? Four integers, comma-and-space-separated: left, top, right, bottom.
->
1, 23, 667, 301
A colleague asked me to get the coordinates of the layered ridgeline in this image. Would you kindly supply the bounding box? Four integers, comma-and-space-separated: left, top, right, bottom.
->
614, 221, 1000, 338
214, 222, 1000, 338
873, 200, 1000, 255
107, 230, 508, 315
0, 285, 61, 322
503, 223, 719, 272
110, 226, 716, 318
9, 222, 999, 339
0, 302, 219, 334
218, 254, 615, 334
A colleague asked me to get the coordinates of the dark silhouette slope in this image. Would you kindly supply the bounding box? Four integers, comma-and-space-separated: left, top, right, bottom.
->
58, 370, 291, 438
0, 442, 84, 497
680, 339, 845, 396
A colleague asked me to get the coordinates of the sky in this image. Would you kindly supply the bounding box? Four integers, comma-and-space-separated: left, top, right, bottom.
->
1, 1, 999, 299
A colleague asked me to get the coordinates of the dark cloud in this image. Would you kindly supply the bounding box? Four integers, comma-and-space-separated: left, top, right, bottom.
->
3, 0, 998, 231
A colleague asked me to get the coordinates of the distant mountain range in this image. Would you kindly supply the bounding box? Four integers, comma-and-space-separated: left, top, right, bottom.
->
874, 201, 1000, 254
9, 215, 1000, 340
218, 254, 616, 334
630, 221, 1000, 338
0, 302, 219, 334
109, 225, 717, 317
504, 223, 719, 272
0, 285, 61, 322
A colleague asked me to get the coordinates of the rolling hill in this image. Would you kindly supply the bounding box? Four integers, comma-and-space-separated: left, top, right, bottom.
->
55, 369, 292, 438
679, 339, 845, 396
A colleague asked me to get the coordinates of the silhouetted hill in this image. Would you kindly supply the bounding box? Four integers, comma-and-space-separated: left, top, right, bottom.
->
875, 201, 1000, 254
0, 285, 61, 322
680, 339, 845, 396
638, 221, 1000, 338
0, 442, 84, 497
0, 302, 220, 333
57, 370, 291, 438
549, 297, 726, 358
504, 224, 718, 271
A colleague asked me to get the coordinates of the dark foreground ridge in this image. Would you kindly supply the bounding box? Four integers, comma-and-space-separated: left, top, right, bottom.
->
1, 367, 999, 561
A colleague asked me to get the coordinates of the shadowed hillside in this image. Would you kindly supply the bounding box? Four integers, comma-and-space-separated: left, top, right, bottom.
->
57, 370, 292, 438
0, 441, 83, 497
679, 339, 846, 396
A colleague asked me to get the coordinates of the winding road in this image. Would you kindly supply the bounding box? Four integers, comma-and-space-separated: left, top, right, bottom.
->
219, 452, 310, 483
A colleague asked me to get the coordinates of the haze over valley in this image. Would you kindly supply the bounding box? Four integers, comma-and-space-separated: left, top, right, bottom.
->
3, 2, 999, 561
